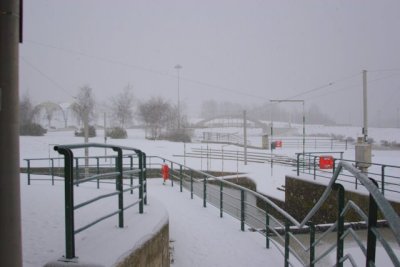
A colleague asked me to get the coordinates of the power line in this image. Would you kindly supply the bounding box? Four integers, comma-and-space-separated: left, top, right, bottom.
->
25, 39, 171, 78
368, 68, 400, 73
25, 39, 268, 100
281, 72, 362, 101
24, 40, 398, 104
21, 56, 74, 99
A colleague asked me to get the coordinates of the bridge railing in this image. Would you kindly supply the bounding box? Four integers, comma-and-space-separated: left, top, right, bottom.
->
148, 156, 400, 266
51, 143, 146, 260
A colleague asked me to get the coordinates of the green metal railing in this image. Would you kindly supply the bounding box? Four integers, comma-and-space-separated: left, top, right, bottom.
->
24, 154, 141, 187
296, 152, 400, 196
24, 150, 400, 265
53, 143, 146, 260
148, 156, 400, 266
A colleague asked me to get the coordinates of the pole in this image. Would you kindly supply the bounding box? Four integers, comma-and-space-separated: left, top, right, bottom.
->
243, 110, 247, 165
104, 112, 107, 160
0, 0, 23, 265
174, 64, 182, 129
84, 109, 89, 177
270, 104, 274, 176
363, 70, 368, 142
184, 142, 186, 166
302, 101, 305, 156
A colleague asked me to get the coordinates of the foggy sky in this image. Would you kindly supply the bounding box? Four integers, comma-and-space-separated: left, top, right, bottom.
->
20, 0, 400, 126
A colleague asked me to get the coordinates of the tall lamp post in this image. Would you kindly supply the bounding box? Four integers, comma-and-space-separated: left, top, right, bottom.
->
174, 64, 182, 129
270, 99, 305, 156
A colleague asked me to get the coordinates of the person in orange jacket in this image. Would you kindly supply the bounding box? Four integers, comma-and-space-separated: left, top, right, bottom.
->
162, 163, 170, 185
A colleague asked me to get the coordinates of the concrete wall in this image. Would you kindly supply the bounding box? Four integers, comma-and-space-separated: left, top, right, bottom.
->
115, 223, 170, 267
285, 175, 400, 224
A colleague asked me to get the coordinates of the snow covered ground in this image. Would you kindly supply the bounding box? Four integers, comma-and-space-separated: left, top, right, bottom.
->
21, 174, 287, 267
20, 125, 400, 266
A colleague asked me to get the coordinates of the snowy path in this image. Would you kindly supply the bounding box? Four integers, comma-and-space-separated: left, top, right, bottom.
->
147, 179, 283, 267
22, 176, 284, 267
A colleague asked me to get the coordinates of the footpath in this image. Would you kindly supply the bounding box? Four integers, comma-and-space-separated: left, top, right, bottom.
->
148, 179, 283, 267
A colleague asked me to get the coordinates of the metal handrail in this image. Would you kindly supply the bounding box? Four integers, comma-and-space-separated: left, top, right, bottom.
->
53, 143, 146, 260
296, 152, 400, 196
149, 155, 400, 266
24, 151, 400, 265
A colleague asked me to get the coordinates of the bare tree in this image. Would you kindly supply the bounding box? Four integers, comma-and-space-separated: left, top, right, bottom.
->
110, 84, 135, 128
137, 97, 171, 140
59, 102, 72, 128
19, 93, 36, 126
71, 85, 96, 126
36, 101, 62, 128
19, 93, 46, 136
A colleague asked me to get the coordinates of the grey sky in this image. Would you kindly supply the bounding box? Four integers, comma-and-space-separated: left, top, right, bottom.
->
20, 0, 400, 126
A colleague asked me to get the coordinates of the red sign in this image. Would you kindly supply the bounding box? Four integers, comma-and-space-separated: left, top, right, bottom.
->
319, 156, 334, 169
275, 140, 282, 148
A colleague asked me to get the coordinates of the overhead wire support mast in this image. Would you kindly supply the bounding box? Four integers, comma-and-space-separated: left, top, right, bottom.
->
363, 70, 368, 142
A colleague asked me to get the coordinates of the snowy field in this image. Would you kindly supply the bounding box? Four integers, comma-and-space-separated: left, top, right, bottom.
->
20, 125, 400, 266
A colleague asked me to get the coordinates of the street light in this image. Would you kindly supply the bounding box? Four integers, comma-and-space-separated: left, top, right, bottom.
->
270, 99, 305, 156
174, 64, 182, 129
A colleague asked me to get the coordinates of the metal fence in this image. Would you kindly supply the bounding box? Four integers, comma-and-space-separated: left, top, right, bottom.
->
24, 149, 400, 265
296, 152, 400, 197
148, 156, 400, 266
50, 143, 146, 260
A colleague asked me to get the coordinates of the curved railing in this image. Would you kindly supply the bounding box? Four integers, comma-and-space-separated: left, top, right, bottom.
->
148, 156, 400, 266
23, 150, 400, 265
53, 143, 147, 261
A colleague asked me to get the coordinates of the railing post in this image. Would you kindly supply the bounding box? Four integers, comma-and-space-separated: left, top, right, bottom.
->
220, 181, 223, 218
284, 222, 290, 267
203, 175, 207, 208
96, 157, 100, 189
241, 189, 245, 231
138, 151, 144, 214
366, 179, 378, 266
75, 158, 79, 186
129, 155, 134, 194
179, 165, 183, 192
190, 170, 193, 199
114, 148, 124, 227
332, 158, 336, 175
308, 221, 315, 267
265, 206, 270, 249
54, 146, 76, 260
296, 153, 300, 176
313, 156, 317, 180
51, 158, 54, 185
143, 153, 147, 205
335, 183, 345, 267
26, 159, 31, 185
381, 165, 385, 196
